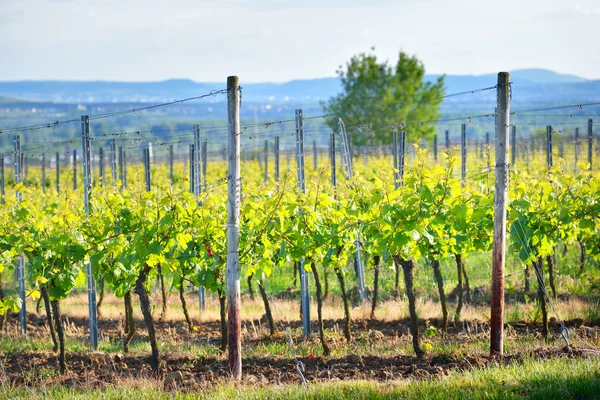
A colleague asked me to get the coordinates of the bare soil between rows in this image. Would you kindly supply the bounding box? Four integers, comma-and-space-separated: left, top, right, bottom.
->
1, 345, 597, 391
1, 313, 599, 391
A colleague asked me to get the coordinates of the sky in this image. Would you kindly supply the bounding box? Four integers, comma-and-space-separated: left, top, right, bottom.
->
1, 0, 599, 83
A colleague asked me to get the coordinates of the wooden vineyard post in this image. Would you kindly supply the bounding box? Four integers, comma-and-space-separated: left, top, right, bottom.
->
226, 76, 242, 379
296, 109, 312, 336
491, 72, 510, 356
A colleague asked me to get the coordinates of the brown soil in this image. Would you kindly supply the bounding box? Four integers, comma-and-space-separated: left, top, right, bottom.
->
1, 313, 599, 391
1, 344, 596, 391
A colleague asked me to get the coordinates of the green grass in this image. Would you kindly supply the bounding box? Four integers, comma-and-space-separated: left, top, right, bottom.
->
0, 357, 598, 399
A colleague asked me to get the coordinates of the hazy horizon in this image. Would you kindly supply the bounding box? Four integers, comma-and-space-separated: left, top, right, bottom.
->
0, 68, 591, 84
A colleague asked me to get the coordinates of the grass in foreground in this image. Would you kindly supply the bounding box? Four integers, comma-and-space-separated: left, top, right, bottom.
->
0, 356, 598, 399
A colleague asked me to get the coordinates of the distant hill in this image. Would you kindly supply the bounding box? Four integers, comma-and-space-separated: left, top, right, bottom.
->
0, 69, 598, 106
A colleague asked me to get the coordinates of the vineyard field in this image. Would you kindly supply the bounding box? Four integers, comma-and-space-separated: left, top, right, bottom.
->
0, 129, 599, 398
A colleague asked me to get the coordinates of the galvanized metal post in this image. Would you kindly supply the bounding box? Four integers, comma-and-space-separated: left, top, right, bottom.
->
330, 133, 336, 188
81, 115, 98, 350
461, 124, 467, 185
354, 228, 366, 303
295, 109, 311, 337
189, 144, 194, 194
338, 119, 353, 180
546, 125, 553, 169
392, 129, 399, 188
14, 135, 26, 334
202, 141, 207, 191
274, 136, 280, 181
144, 148, 151, 192
191, 128, 206, 311
433, 134, 438, 161
110, 139, 117, 186
445, 130, 450, 149
588, 119, 593, 170
193, 124, 202, 196
399, 130, 406, 185
99, 148, 104, 188
338, 119, 364, 302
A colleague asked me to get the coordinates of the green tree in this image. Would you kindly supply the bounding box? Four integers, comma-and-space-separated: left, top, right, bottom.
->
322, 49, 445, 145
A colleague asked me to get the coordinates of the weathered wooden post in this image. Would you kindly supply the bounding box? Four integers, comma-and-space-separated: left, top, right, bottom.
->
226, 76, 242, 379
491, 72, 510, 356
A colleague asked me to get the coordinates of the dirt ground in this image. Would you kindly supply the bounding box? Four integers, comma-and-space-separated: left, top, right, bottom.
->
1, 311, 599, 391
